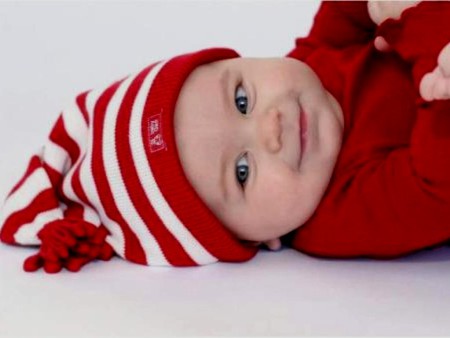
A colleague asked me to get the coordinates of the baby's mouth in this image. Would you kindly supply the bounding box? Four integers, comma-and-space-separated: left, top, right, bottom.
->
300, 108, 308, 153
297, 106, 307, 170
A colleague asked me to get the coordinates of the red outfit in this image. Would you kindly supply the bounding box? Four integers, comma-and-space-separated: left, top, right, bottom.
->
286, 1, 450, 258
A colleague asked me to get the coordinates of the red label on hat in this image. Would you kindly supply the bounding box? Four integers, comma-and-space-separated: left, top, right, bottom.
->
148, 114, 165, 153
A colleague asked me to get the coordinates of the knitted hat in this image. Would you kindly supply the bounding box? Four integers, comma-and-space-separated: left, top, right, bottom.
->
0, 48, 258, 273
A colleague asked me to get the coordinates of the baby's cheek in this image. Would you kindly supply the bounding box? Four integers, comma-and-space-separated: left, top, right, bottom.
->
255, 166, 302, 210
271, 167, 323, 221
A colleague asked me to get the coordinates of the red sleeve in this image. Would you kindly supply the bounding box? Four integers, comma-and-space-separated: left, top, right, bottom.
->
291, 3, 450, 259
293, 121, 450, 259
292, 101, 450, 258
376, 2, 450, 185
287, 1, 376, 59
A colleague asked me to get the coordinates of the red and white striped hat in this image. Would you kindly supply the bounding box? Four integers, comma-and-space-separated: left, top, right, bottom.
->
0, 48, 258, 273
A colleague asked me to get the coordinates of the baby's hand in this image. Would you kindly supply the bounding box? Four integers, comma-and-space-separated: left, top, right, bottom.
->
368, 1, 420, 52
420, 42, 450, 101
367, 1, 420, 25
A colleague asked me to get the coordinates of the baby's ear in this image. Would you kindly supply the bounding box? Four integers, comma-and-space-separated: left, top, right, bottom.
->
263, 238, 282, 251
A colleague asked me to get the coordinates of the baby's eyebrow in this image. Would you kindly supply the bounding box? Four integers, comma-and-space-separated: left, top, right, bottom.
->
220, 68, 231, 115
218, 67, 232, 204
219, 148, 229, 204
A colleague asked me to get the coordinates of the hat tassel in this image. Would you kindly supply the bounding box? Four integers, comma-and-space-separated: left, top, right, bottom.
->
23, 219, 114, 273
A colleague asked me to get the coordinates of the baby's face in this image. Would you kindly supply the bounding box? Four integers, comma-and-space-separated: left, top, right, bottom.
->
174, 57, 344, 245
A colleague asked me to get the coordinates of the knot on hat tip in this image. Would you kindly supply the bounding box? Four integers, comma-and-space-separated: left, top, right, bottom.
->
23, 219, 114, 273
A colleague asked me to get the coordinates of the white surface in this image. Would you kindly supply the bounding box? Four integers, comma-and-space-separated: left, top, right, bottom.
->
2, 1, 450, 336
2, 245, 450, 336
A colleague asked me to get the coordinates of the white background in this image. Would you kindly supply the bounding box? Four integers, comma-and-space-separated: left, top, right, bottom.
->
2, 1, 450, 336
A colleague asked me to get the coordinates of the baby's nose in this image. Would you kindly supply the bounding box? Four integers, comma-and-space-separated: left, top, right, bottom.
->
260, 108, 282, 153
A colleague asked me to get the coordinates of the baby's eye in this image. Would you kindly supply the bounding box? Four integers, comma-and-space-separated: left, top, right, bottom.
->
235, 153, 250, 189
235, 85, 248, 115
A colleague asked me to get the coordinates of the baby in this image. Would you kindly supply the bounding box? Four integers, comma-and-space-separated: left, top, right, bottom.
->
2, 1, 450, 273
176, 0, 450, 258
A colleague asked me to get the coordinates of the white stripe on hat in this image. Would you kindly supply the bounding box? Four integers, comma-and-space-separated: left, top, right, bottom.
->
60, 103, 90, 221
130, 62, 217, 265
59, 101, 89, 210
0, 168, 51, 225
81, 206, 101, 226
80, 86, 126, 257
14, 208, 63, 245
43, 140, 71, 174
102, 65, 169, 265
62, 119, 87, 214
61, 168, 83, 213
61, 100, 89, 157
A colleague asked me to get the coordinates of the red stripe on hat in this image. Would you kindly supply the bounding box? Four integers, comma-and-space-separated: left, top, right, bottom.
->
91, 79, 147, 265
115, 65, 195, 266
58, 165, 89, 222
76, 92, 90, 126
7, 155, 41, 198
49, 115, 80, 166
70, 92, 93, 209
144, 49, 258, 263
63, 203, 85, 219
43, 162, 83, 217
71, 155, 93, 209
0, 189, 59, 244
42, 161, 63, 189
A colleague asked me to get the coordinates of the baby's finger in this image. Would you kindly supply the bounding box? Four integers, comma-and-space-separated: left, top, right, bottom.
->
438, 43, 450, 77
433, 76, 450, 100
439, 79, 450, 100
420, 71, 438, 101
374, 36, 391, 53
